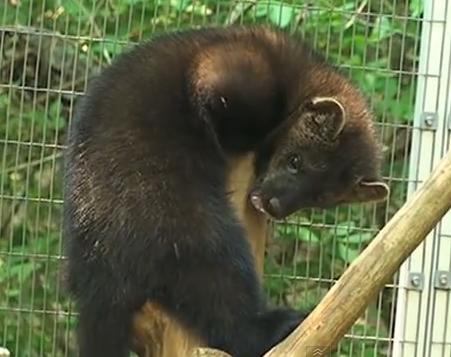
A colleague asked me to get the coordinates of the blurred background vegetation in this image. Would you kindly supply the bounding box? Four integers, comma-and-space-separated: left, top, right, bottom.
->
0, 0, 422, 356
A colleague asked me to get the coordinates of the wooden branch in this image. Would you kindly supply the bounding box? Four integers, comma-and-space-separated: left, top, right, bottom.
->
264, 149, 451, 356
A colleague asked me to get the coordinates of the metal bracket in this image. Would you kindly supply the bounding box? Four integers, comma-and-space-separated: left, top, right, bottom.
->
434, 271, 451, 290
420, 112, 438, 130
407, 272, 424, 290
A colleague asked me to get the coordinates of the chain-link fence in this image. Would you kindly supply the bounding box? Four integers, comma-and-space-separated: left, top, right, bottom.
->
0, 1, 449, 356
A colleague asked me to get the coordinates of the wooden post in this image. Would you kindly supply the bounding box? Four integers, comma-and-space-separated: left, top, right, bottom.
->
131, 153, 268, 356
264, 149, 451, 356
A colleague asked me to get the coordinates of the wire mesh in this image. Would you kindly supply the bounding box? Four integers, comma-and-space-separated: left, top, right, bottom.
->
0, 1, 447, 356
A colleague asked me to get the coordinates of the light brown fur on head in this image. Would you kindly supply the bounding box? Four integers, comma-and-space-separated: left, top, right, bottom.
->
191, 26, 287, 93
192, 43, 272, 94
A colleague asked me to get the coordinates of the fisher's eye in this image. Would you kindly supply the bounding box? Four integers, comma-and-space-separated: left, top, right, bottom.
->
286, 154, 302, 174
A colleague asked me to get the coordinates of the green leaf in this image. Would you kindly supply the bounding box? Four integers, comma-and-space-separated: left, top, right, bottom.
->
268, 2, 295, 28
296, 227, 321, 244
276, 225, 320, 244
2, 261, 37, 283
333, 221, 356, 236
370, 16, 393, 42
340, 232, 374, 244
410, 0, 424, 17
170, 0, 192, 11
337, 243, 361, 264
366, 58, 390, 69
264, 276, 288, 296
276, 224, 296, 237
63, 0, 84, 17
255, 2, 269, 18
6, 289, 19, 298
185, 3, 213, 16
226, 2, 255, 24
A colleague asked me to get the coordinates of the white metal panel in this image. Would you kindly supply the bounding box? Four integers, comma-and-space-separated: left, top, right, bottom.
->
393, 1, 451, 356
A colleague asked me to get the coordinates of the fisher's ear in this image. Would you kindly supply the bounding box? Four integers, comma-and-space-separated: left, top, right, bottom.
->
306, 97, 346, 140
341, 180, 390, 204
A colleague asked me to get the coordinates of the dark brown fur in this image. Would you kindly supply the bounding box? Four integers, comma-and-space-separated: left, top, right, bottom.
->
131, 153, 269, 357
64, 25, 387, 357
250, 65, 389, 219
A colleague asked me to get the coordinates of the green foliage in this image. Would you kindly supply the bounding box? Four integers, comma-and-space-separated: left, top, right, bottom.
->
0, 0, 422, 356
